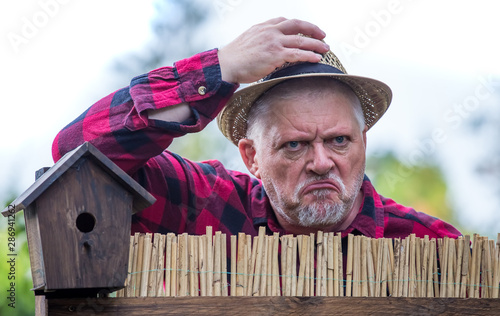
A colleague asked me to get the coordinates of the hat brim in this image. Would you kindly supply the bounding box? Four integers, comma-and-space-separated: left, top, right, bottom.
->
217, 72, 392, 146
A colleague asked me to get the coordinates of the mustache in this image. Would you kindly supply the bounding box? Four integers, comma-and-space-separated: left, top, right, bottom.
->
293, 173, 346, 197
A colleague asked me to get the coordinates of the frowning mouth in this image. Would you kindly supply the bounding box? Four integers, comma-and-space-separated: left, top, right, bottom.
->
301, 180, 340, 195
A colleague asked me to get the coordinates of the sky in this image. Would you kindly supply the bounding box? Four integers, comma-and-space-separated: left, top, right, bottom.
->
1, 0, 499, 236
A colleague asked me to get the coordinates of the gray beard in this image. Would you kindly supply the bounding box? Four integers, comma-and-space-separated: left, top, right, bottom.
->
296, 189, 351, 227
265, 169, 365, 228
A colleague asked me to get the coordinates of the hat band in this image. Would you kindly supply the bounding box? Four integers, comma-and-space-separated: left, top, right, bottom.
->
264, 62, 345, 81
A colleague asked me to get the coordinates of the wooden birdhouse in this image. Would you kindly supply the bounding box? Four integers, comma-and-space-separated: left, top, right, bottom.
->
1, 142, 155, 296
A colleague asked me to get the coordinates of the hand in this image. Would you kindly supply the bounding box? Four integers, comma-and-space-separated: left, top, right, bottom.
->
218, 17, 329, 84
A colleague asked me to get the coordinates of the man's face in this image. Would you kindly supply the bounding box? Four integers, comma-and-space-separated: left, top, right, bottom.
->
241, 86, 367, 231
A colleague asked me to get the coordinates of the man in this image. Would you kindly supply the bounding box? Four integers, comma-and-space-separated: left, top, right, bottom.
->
52, 18, 460, 239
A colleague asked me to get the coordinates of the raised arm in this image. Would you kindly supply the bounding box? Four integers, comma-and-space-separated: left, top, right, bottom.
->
52, 49, 235, 174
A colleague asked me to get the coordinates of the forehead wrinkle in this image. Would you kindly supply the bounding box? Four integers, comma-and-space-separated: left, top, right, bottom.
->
273, 97, 319, 128
250, 80, 364, 151
272, 106, 318, 142
274, 102, 357, 142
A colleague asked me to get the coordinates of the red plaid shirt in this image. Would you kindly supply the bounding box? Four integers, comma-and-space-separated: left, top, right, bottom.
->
52, 49, 461, 240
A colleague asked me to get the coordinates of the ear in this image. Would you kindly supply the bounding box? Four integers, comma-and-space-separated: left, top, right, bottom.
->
362, 125, 368, 151
238, 138, 261, 179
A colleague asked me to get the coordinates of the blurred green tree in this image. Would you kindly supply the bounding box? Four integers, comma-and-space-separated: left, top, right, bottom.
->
366, 151, 458, 226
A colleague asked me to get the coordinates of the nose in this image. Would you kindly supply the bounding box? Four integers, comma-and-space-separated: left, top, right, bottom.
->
307, 143, 334, 175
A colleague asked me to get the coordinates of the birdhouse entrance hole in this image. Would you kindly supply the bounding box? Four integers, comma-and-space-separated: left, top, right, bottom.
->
76, 212, 96, 233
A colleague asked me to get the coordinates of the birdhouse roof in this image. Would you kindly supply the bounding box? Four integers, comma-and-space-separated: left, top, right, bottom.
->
1, 142, 156, 217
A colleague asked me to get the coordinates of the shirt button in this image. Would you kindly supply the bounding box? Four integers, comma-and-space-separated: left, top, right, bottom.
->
198, 86, 207, 95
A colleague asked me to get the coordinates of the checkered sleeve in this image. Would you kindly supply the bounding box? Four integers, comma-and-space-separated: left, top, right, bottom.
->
52, 49, 238, 175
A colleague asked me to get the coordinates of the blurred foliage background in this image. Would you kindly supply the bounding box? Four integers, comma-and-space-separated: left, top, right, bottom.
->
366, 152, 457, 227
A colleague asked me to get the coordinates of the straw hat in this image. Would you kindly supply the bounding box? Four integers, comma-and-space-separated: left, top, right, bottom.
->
217, 47, 393, 146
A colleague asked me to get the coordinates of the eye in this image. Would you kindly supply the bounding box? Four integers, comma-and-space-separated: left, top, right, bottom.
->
334, 136, 345, 144
284, 141, 304, 151
326, 136, 349, 148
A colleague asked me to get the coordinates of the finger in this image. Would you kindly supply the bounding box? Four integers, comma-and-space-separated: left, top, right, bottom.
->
276, 18, 326, 40
280, 48, 323, 65
281, 35, 330, 55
